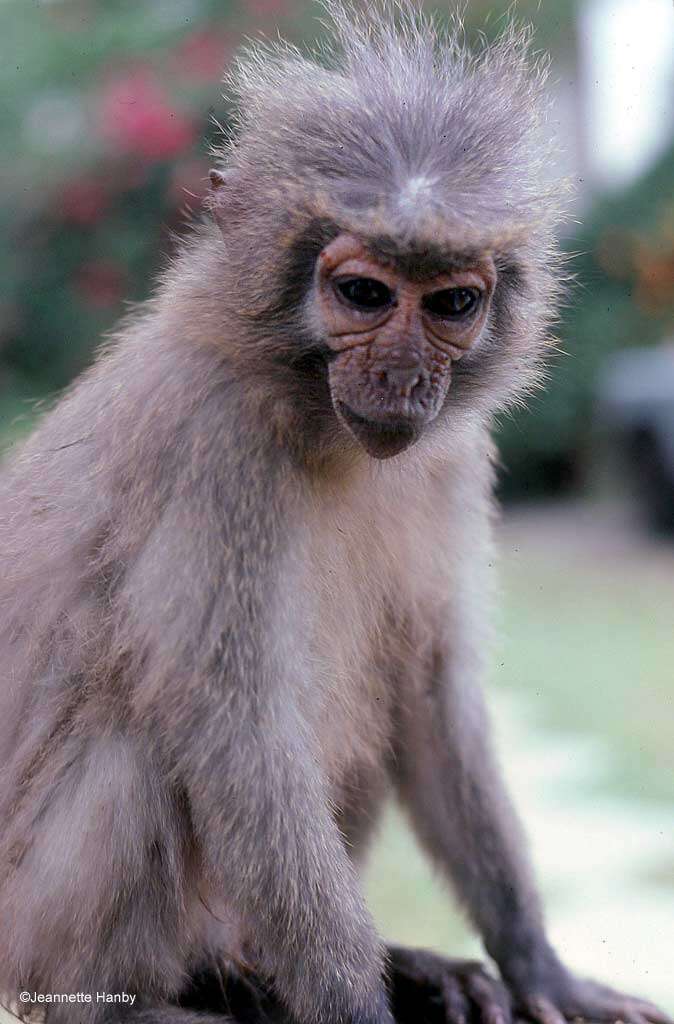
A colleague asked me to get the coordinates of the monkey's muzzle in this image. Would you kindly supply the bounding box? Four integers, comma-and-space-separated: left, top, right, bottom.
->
328, 348, 452, 459
336, 401, 420, 459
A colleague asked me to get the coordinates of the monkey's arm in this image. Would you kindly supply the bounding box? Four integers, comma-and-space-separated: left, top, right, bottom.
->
389, 471, 671, 1024
123, 436, 392, 1024
393, 530, 669, 1024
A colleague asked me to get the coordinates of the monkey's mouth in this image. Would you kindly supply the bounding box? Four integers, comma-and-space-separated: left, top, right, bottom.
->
336, 402, 420, 459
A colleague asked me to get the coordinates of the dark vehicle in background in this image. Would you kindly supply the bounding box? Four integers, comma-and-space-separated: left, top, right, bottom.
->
599, 345, 674, 534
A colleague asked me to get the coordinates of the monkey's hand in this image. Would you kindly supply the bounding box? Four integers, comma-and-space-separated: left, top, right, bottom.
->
504, 955, 672, 1024
386, 945, 512, 1024
386, 946, 673, 1024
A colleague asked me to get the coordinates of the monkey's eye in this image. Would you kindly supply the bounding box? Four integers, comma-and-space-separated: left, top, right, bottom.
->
334, 277, 395, 312
423, 287, 481, 320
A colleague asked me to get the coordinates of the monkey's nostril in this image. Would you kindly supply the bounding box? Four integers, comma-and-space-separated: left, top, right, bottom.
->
379, 366, 424, 393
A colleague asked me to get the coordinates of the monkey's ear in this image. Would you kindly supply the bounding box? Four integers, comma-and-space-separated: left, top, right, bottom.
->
208, 169, 229, 190
205, 168, 241, 231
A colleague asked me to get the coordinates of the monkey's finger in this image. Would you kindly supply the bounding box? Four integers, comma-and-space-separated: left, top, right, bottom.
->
439, 973, 470, 1024
463, 969, 513, 1024
619, 999, 673, 1024
634, 1003, 674, 1024
578, 991, 673, 1024
521, 995, 567, 1024
626, 1012, 654, 1024
592, 1005, 662, 1024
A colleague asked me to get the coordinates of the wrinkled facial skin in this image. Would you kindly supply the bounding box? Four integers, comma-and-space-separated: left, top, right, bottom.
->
315, 234, 497, 459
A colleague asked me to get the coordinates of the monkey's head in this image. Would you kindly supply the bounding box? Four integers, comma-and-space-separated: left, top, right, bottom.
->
207, 2, 566, 461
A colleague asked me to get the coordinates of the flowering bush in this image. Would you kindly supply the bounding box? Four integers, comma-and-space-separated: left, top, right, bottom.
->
0, 0, 298, 434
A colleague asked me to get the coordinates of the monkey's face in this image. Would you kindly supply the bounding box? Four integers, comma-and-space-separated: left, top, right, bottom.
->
314, 234, 496, 459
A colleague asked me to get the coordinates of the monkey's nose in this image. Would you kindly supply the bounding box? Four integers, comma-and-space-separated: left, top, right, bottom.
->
377, 363, 426, 396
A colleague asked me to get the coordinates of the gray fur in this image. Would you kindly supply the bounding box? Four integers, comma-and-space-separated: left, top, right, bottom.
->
0, 6, 664, 1024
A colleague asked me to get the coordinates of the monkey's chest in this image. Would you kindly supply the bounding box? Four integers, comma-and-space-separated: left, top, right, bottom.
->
305, 523, 420, 791
301, 536, 391, 782
307, 573, 392, 784
304, 470, 446, 789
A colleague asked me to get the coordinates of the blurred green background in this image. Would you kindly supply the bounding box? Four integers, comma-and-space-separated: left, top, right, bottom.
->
0, 0, 673, 1016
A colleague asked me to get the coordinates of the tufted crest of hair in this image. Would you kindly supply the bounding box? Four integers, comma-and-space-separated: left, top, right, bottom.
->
215, 1, 563, 242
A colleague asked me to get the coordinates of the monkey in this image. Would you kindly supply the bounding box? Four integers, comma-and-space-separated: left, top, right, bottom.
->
0, 4, 669, 1024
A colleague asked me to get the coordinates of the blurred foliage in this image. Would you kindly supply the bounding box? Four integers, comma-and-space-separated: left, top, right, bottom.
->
497, 142, 674, 497
1, 0, 671, 498
1, 0, 241, 422
0, 0, 331, 423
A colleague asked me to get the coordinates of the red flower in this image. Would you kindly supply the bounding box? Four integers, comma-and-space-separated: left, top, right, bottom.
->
99, 68, 195, 162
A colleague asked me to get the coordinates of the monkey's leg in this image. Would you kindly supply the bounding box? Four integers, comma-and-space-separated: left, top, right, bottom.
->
0, 733, 238, 1024
177, 718, 393, 1024
393, 640, 672, 1024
